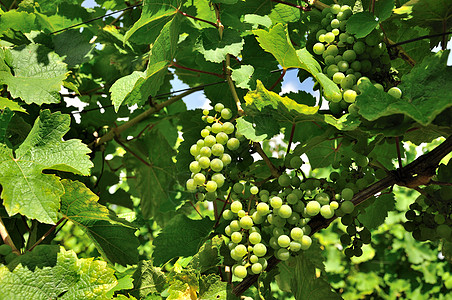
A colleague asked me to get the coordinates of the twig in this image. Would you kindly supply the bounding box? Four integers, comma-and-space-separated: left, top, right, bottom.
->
0, 216, 20, 255
176, 8, 218, 28
225, 54, 244, 116
171, 61, 225, 78
286, 123, 296, 157
114, 136, 151, 167
395, 136, 403, 170
214, 189, 233, 228
90, 86, 203, 148
188, 201, 203, 218
387, 31, 452, 49
28, 218, 66, 252
269, 68, 287, 91
252, 142, 280, 178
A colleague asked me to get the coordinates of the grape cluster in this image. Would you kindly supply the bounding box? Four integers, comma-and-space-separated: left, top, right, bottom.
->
186, 103, 239, 197
311, 4, 402, 113
403, 189, 452, 243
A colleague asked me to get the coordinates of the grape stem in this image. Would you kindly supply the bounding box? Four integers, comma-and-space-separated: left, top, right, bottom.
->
171, 61, 225, 78
286, 122, 297, 157
233, 135, 452, 296
387, 31, 452, 49
252, 142, 280, 178
0, 216, 20, 255
214, 189, 233, 228
269, 68, 287, 91
225, 54, 245, 116
28, 218, 66, 252
395, 136, 403, 169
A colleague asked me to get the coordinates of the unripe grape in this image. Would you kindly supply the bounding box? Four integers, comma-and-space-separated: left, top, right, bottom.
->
325, 45, 339, 57
234, 265, 247, 278
253, 243, 267, 257
278, 174, 291, 187
215, 132, 228, 145
199, 146, 212, 157
211, 173, 225, 188
231, 201, 243, 213
200, 128, 210, 138
388, 87, 402, 99
237, 209, 246, 218
300, 235, 312, 250
220, 153, 232, 165
189, 161, 201, 174
343, 49, 357, 62
251, 263, 263, 274
276, 248, 291, 261
437, 224, 451, 238
202, 109, 210, 115
231, 231, 242, 243
234, 244, 247, 257
193, 173, 206, 185
240, 216, 254, 229
290, 156, 303, 169
211, 122, 222, 134
374, 83, 384, 91
210, 158, 224, 172
211, 143, 224, 156
315, 192, 330, 205
341, 188, 354, 201
190, 145, 200, 156
343, 89, 357, 103
249, 232, 262, 244
204, 135, 216, 147
221, 108, 233, 120
324, 32, 335, 43
278, 235, 291, 248
320, 205, 335, 219
313, 43, 325, 55
227, 138, 240, 150
206, 116, 215, 123
233, 182, 244, 193
222, 122, 235, 134
205, 180, 217, 192
279, 204, 293, 218
330, 201, 339, 210
214, 103, 224, 112
290, 241, 302, 252
250, 186, 259, 195
306, 201, 321, 216
270, 196, 283, 209
223, 209, 234, 220
290, 227, 304, 241
186, 179, 196, 191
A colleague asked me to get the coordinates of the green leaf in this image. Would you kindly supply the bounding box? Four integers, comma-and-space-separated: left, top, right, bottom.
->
269, 3, 301, 24
346, 12, 378, 38
52, 29, 95, 67
153, 214, 214, 266
212, 0, 238, 4
125, 130, 178, 219
254, 23, 301, 69
196, 28, 244, 63
356, 51, 452, 126
374, 0, 395, 21
0, 110, 93, 224
0, 245, 117, 300
231, 65, 254, 90
324, 113, 361, 131
0, 10, 37, 36
124, 0, 181, 44
358, 193, 396, 229
0, 108, 13, 144
60, 180, 139, 266
110, 71, 146, 111
236, 116, 267, 142
190, 236, 224, 273
129, 260, 167, 298
0, 44, 68, 105
198, 274, 228, 300
243, 14, 272, 29
0, 97, 26, 113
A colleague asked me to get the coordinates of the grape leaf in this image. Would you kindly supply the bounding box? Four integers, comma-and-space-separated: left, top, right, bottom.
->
110, 71, 146, 111
60, 180, 139, 266
52, 29, 95, 67
0, 245, 117, 300
269, 3, 300, 24
346, 12, 378, 38
231, 65, 254, 89
129, 260, 167, 298
374, 0, 395, 21
0, 108, 13, 144
124, 0, 181, 44
0, 97, 26, 113
356, 51, 452, 126
358, 193, 396, 229
0, 44, 69, 105
0, 110, 93, 224
198, 274, 228, 300
0, 10, 37, 36
152, 214, 214, 266
195, 28, 244, 63
236, 116, 267, 142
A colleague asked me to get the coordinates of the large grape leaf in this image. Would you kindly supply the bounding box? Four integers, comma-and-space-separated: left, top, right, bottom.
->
195, 28, 245, 63
0, 110, 93, 224
356, 51, 452, 126
0, 245, 117, 300
60, 180, 139, 266
0, 44, 69, 105
0, 10, 37, 36
124, 0, 182, 44
153, 214, 214, 266
111, 14, 180, 111
253, 24, 340, 99
125, 130, 178, 219
346, 12, 378, 38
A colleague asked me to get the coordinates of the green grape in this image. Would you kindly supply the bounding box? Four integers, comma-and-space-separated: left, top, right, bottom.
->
211, 122, 222, 133
215, 103, 225, 112
227, 138, 240, 150
250, 186, 259, 195
332, 28, 340, 36
316, 29, 327, 40
337, 60, 349, 72
287, 212, 300, 225
325, 44, 339, 57
327, 65, 340, 78
215, 132, 228, 146
343, 49, 357, 62
233, 182, 244, 194
190, 145, 200, 157
206, 116, 215, 123
273, 215, 287, 227
320, 205, 335, 218
237, 209, 246, 218
289, 241, 302, 252
249, 232, 262, 244
340, 234, 351, 245
324, 55, 336, 65
306, 201, 321, 216
210, 158, 224, 172
251, 262, 263, 274
318, 34, 326, 42
211, 173, 225, 188
253, 243, 267, 257
437, 224, 451, 238
221, 108, 233, 119
278, 174, 291, 187
388, 87, 402, 99
341, 188, 354, 201
0, 244, 12, 256
290, 156, 303, 169
229, 220, 241, 232
290, 227, 304, 241
223, 209, 234, 220
270, 196, 283, 209
331, 19, 340, 28
359, 228, 371, 244
341, 76, 355, 90
344, 247, 354, 257
200, 128, 210, 138
231, 231, 242, 243
346, 225, 356, 235
330, 201, 339, 210
300, 235, 312, 250
313, 43, 325, 55
276, 248, 291, 261
286, 193, 298, 205
234, 244, 247, 257
222, 122, 235, 134
434, 214, 446, 224
189, 161, 201, 174
240, 216, 253, 229
211, 143, 224, 156
324, 32, 335, 43
231, 201, 243, 213
186, 179, 196, 192
256, 202, 270, 215
269, 236, 279, 249
205, 180, 217, 192
193, 173, 206, 186
341, 213, 353, 225
279, 204, 293, 218
202, 109, 209, 115
277, 234, 290, 248
291, 176, 301, 187
302, 225, 311, 235
374, 83, 384, 91
204, 135, 216, 147
234, 265, 247, 278
252, 211, 264, 224
353, 247, 363, 257
199, 146, 212, 157
315, 192, 330, 205
220, 154, 232, 165
225, 225, 232, 236
365, 30, 381, 46
333, 72, 345, 84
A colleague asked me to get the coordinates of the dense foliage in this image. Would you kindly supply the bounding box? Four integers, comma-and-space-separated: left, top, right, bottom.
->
0, 0, 452, 299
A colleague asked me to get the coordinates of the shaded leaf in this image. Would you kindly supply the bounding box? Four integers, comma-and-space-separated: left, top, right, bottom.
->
129, 260, 167, 299
346, 12, 378, 38
358, 193, 396, 229
0, 97, 26, 113
236, 116, 267, 142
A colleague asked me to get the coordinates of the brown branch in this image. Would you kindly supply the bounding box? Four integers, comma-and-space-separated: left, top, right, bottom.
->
286, 122, 296, 157
90, 86, 203, 148
395, 136, 403, 169
232, 135, 452, 296
28, 218, 66, 252
387, 31, 452, 49
310, 0, 329, 10
269, 68, 287, 91
176, 8, 218, 28
0, 216, 20, 255
114, 136, 151, 167
171, 61, 225, 78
